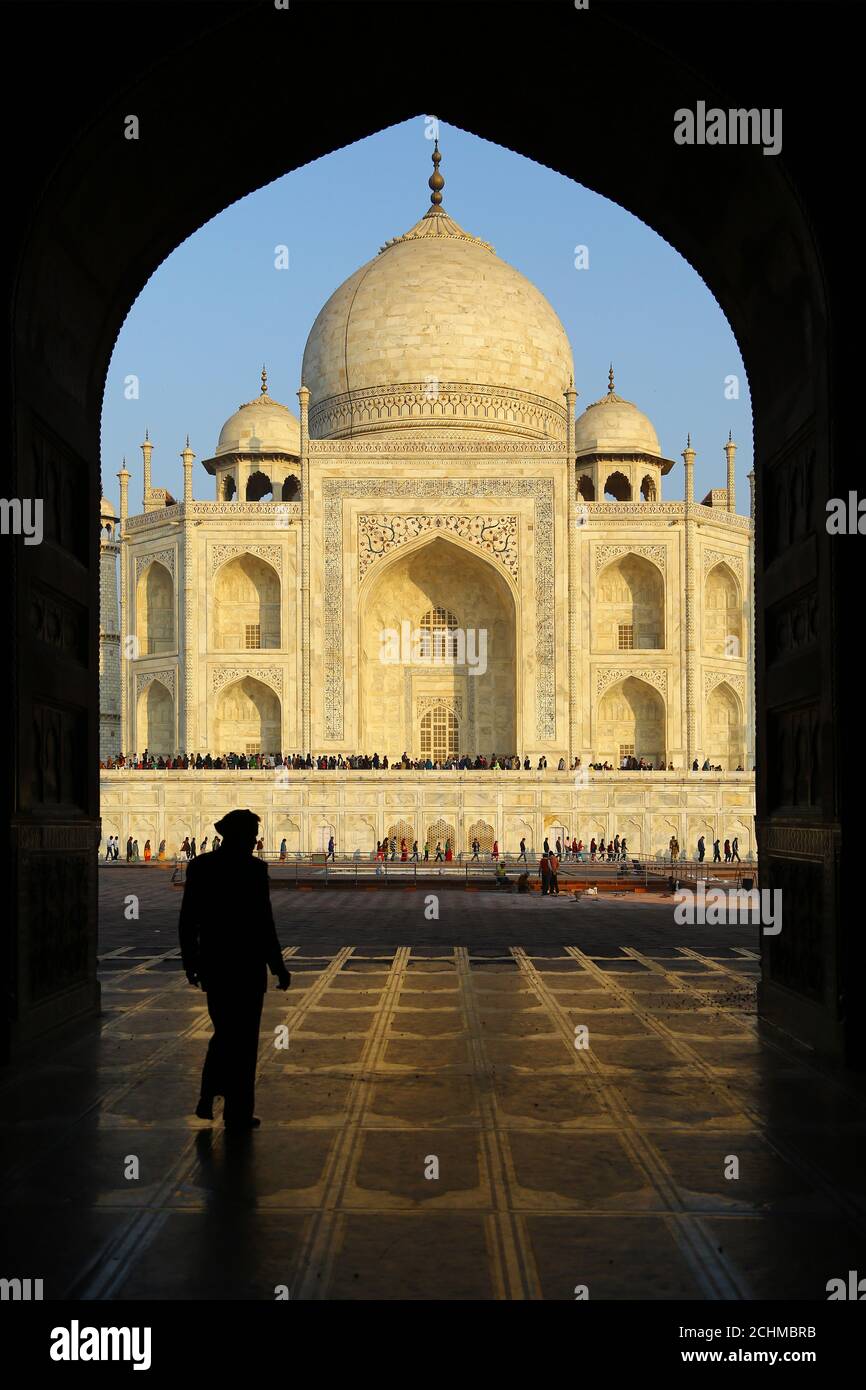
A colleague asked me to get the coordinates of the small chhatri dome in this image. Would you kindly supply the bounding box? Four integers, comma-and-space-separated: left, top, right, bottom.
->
573, 369, 663, 459
214, 370, 301, 457
301, 140, 574, 441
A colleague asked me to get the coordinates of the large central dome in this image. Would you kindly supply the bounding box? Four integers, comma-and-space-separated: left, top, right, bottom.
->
301, 144, 574, 441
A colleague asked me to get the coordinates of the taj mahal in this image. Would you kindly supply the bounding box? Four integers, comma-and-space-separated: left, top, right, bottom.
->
99, 144, 755, 859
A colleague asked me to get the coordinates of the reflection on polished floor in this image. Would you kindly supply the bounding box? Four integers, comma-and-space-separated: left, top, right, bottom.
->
2, 870, 866, 1300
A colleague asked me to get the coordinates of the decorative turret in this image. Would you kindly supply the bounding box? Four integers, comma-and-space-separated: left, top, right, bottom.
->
725, 431, 737, 512
181, 436, 195, 505
682, 434, 695, 504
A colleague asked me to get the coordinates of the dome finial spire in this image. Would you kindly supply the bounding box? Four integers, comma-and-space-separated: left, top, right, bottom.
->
428, 138, 444, 208
608, 363, 615, 395
261, 364, 268, 396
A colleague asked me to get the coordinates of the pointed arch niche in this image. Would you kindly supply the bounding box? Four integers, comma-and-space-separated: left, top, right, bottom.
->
596, 675, 666, 766
213, 552, 281, 651
137, 678, 174, 755
705, 680, 744, 770
704, 561, 743, 659
214, 675, 281, 754
595, 552, 665, 651
136, 559, 175, 655
359, 533, 517, 758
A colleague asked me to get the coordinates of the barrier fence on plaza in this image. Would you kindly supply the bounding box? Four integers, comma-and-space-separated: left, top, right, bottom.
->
96, 849, 758, 892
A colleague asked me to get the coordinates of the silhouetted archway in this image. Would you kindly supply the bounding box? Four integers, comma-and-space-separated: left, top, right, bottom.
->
5, 4, 850, 1069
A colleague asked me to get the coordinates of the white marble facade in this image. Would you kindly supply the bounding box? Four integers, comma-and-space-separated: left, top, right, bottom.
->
99, 147, 755, 854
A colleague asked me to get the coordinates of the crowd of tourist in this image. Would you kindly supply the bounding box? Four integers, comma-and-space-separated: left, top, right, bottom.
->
100, 750, 749, 773
103, 827, 749, 867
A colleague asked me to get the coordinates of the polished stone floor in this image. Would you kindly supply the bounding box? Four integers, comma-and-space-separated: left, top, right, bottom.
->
2, 867, 865, 1300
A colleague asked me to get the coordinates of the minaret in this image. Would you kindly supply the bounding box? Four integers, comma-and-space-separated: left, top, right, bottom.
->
182, 435, 195, 504
565, 374, 577, 463
682, 432, 695, 504
682, 435, 696, 766
180, 437, 195, 752
116, 460, 131, 755
298, 385, 311, 753
565, 373, 580, 760
141, 429, 153, 511
747, 467, 756, 769
725, 431, 737, 513
99, 499, 121, 760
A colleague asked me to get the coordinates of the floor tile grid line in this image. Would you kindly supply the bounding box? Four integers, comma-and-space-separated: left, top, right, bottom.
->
0, 963, 239, 1190
670, 950, 861, 1089
97, 949, 187, 991
295, 946, 413, 1300
618, 947, 760, 1036
0, 949, 195, 1106
671, 945, 866, 1108
620, 940, 866, 1123
70, 944, 348, 1300
614, 947, 866, 1229
510, 947, 744, 1300
90, 941, 301, 1119
98, 944, 164, 960
454, 947, 543, 1300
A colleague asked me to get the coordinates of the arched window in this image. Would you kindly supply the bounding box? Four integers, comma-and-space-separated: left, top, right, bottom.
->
420, 706, 458, 763
246, 470, 273, 501
577, 474, 595, 501
640, 473, 657, 501
419, 606, 460, 661
604, 471, 632, 502
281, 474, 300, 501
468, 819, 495, 853
222, 474, 236, 501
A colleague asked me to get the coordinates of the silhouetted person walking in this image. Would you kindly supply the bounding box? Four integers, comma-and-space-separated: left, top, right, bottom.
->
179, 808, 290, 1131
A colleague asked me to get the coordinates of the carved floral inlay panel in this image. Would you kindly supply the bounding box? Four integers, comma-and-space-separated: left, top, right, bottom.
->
209, 543, 284, 577
358, 513, 518, 581
209, 666, 284, 698
135, 668, 176, 699
594, 543, 667, 575
417, 696, 464, 718
595, 667, 668, 700
703, 547, 744, 583
134, 547, 175, 580
703, 669, 746, 702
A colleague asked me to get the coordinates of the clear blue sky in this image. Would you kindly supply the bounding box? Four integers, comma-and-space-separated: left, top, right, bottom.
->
101, 117, 753, 511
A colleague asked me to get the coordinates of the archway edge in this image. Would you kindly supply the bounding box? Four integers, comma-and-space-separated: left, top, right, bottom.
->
7, 6, 847, 1064
14, 7, 823, 437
